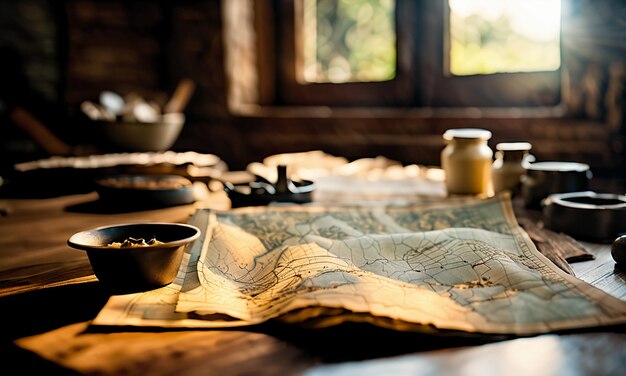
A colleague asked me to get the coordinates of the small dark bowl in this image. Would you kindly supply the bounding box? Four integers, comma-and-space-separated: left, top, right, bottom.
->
68, 222, 200, 293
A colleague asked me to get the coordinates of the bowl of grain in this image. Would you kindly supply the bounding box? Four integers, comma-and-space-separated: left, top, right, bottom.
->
67, 222, 200, 292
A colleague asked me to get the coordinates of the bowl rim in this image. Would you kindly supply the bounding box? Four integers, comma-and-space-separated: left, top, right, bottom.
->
526, 161, 590, 172
544, 191, 626, 210
67, 222, 201, 252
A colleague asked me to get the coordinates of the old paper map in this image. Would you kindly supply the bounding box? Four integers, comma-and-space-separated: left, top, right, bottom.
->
93, 195, 626, 335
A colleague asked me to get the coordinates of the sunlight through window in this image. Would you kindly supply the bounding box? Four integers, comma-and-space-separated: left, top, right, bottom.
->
449, 0, 561, 76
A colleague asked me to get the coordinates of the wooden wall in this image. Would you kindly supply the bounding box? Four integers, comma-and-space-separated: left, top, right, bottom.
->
1, 0, 624, 178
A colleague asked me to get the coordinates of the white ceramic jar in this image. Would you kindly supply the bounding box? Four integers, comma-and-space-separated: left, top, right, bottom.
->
491, 142, 534, 195
441, 128, 493, 196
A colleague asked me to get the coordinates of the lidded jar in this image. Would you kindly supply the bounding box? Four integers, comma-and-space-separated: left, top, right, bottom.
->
441, 128, 493, 196
491, 142, 534, 195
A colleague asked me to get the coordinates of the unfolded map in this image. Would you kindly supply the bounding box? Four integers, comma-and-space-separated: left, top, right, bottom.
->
93, 195, 626, 335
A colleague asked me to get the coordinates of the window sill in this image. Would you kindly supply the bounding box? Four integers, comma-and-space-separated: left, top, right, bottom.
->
228, 103, 568, 120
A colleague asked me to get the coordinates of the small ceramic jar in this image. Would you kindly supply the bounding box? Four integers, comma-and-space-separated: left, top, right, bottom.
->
491, 142, 534, 195
441, 128, 493, 196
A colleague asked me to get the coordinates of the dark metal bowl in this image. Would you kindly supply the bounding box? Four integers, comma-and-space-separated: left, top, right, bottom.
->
521, 161, 592, 209
542, 191, 626, 243
68, 222, 200, 293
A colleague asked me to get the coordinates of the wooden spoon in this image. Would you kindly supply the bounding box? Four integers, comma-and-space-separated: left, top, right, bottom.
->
164, 79, 196, 114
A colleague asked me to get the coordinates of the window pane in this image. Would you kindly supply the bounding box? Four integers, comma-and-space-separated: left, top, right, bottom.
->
449, 0, 561, 76
302, 0, 396, 83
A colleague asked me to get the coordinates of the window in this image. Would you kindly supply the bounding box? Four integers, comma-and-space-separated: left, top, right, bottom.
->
251, 0, 563, 109
448, 0, 561, 76
301, 0, 396, 83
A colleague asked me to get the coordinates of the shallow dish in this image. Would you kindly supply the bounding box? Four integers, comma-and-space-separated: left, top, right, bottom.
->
95, 174, 195, 208
67, 222, 200, 292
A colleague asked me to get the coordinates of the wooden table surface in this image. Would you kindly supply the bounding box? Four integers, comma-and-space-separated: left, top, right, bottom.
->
1, 187, 625, 376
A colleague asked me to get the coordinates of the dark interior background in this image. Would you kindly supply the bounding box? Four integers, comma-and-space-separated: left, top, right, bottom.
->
1, 0, 624, 180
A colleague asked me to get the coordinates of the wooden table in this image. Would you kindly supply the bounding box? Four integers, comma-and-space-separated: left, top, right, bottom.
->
1, 188, 625, 375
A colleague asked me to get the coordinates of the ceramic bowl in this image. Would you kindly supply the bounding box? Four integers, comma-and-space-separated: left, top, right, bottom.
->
68, 222, 200, 292
101, 113, 185, 152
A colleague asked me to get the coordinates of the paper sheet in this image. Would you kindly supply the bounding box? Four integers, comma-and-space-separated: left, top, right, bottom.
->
93, 195, 626, 335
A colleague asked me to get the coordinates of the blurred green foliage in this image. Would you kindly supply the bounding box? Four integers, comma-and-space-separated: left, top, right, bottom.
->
450, 2, 561, 76
303, 0, 396, 83
303, 0, 560, 81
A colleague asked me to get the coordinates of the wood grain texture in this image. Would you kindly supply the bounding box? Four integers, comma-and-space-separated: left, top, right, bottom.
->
517, 217, 594, 275
1, 191, 625, 376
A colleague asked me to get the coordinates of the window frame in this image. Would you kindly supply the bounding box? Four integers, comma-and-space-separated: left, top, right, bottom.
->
254, 0, 563, 109
256, 0, 416, 107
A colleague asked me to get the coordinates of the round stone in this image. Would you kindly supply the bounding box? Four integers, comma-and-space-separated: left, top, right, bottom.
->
611, 235, 626, 266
